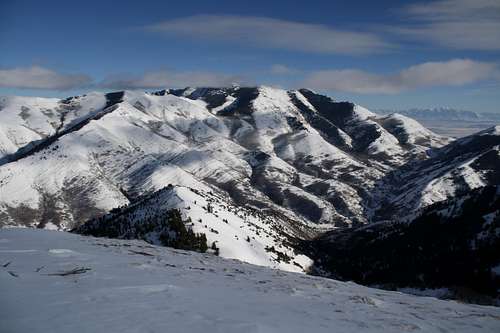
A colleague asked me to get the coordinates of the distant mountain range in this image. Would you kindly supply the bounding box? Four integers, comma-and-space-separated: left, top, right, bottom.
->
376, 107, 500, 122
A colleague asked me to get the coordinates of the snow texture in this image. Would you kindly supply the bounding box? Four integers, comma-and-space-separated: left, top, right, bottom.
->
1, 228, 499, 333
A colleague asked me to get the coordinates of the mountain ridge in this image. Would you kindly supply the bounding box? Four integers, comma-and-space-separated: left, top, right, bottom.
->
0, 86, 498, 275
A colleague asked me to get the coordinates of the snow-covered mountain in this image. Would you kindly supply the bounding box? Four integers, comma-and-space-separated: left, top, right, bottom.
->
305, 185, 500, 302
0, 86, 497, 274
2, 228, 500, 333
0, 87, 450, 226
375, 108, 500, 138
369, 126, 500, 221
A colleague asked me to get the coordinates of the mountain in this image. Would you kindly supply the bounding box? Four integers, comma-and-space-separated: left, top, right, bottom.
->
0, 89, 446, 222
368, 126, 500, 221
0, 87, 451, 226
0, 86, 498, 276
303, 185, 500, 303
2, 228, 500, 333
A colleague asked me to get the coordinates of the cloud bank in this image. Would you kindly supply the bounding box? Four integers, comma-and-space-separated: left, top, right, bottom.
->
1, 59, 497, 95
100, 70, 246, 89
145, 3, 500, 54
146, 15, 392, 55
270, 64, 298, 75
303, 59, 497, 94
395, 0, 500, 50
0, 66, 91, 90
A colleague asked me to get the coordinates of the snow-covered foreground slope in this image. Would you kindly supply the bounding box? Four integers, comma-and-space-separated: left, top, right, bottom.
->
1, 229, 499, 333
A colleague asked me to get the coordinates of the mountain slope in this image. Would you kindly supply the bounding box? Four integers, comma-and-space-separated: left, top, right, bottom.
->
2, 228, 500, 333
369, 126, 500, 221
76, 185, 313, 272
303, 186, 500, 302
0, 93, 119, 163
375, 108, 500, 138
1, 86, 498, 273
0, 86, 451, 228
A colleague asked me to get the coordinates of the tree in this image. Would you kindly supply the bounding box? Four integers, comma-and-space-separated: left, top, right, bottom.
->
211, 241, 220, 256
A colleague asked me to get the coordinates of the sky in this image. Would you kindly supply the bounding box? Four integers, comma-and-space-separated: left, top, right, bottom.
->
0, 0, 499, 113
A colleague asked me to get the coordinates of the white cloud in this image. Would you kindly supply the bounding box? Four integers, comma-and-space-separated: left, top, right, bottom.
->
303, 59, 497, 94
0, 66, 91, 90
395, 0, 500, 50
403, 0, 500, 19
100, 70, 246, 89
270, 64, 297, 75
146, 15, 392, 55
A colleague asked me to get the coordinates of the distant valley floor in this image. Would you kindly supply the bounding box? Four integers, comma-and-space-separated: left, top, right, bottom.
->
409, 119, 498, 138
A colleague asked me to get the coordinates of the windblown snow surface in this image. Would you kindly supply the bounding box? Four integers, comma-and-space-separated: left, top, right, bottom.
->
1, 228, 499, 333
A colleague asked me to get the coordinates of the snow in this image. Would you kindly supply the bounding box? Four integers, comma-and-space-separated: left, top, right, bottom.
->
493, 126, 500, 135
0, 88, 446, 231
291, 90, 317, 112
366, 129, 403, 156
1, 228, 499, 333
0, 87, 496, 270
250, 86, 302, 153
353, 104, 375, 120
371, 127, 499, 221
397, 287, 453, 299
0, 93, 110, 161
276, 130, 356, 166
479, 125, 500, 136
211, 95, 235, 113
148, 164, 212, 192
382, 113, 450, 146
159, 186, 313, 272
0, 95, 60, 158
346, 106, 453, 164
349, 106, 407, 158
418, 154, 487, 209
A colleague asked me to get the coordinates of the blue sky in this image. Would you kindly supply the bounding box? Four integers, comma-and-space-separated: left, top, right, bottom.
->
1, 0, 499, 112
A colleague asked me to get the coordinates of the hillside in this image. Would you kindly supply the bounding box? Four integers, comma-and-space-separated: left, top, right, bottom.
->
304, 186, 500, 302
